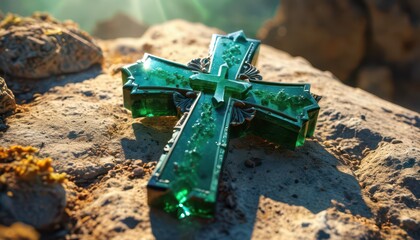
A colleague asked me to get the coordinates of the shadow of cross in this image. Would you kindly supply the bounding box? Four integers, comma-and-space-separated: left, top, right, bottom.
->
121, 31, 320, 219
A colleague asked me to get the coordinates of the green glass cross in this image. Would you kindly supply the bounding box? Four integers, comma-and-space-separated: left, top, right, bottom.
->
121, 31, 320, 219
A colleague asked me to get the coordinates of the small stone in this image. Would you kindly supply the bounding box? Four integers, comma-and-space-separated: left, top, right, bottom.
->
225, 195, 236, 209
123, 184, 134, 190
301, 222, 311, 228
133, 160, 143, 166
391, 139, 403, 144
144, 162, 156, 169
244, 157, 262, 168
132, 167, 144, 178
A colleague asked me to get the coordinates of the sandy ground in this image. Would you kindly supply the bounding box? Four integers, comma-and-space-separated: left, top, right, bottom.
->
1, 20, 419, 239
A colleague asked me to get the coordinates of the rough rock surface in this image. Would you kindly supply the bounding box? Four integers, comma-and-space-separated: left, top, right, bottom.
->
259, 0, 420, 111
0, 76, 15, 115
0, 20, 418, 239
0, 13, 103, 78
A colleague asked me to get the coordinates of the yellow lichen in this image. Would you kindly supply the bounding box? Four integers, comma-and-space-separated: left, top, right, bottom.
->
0, 12, 59, 30
42, 27, 63, 36
0, 14, 39, 29
0, 222, 39, 240
0, 14, 23, 28
0, 146, 37, 163
0, 146, 66, 184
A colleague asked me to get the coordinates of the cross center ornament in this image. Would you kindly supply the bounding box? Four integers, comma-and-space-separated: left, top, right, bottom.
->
121, 31, 320, 219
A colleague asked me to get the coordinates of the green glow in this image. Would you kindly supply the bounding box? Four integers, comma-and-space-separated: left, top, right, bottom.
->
175, 189, 189, 204
191, 0, 210, 20
0, 0, 280, 37
155, 0, 167, 22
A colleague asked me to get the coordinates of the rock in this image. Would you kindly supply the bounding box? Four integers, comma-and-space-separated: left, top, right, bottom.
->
0, 13, 103, 78
259, 0, 420, 111
92, 12, 148, 40
0, 20, 419, 239
0, 76, 16, 115
258, 0, 367, 81
244, 157, 262, 168
0, 182, 66, 230
132, 167, 144, 178
225, 195, 236, 209
0, 146, 67, 230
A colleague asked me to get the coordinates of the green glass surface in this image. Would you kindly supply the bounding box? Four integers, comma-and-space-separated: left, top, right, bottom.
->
121, 31, 320, 218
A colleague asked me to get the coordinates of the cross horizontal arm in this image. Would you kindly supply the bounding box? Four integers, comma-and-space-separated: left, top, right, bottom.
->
121, 54, 195, 117
239, 80, 320, 149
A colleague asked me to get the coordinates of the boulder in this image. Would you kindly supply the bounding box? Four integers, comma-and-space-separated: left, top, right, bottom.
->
0, 13, 103, 78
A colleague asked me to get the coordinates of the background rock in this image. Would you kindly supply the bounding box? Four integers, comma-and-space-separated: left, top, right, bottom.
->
92, 12, 148, 40
356, 66, 394, 100
0, 20, 418, 239
259, 0, 420, 112
258, 0, 367, 82
0, 13, 103, 78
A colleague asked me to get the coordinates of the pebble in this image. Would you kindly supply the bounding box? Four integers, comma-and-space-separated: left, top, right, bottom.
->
391, 139, 403, 144
244, 157, 262, 168
401, 217, 418, 231
132, 167, 144, 178
225, 195, 236, 209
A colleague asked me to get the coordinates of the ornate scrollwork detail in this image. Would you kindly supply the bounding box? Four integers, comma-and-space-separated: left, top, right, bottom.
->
173, 91, 197, 113
311, 93, 322, 103
230, 101, 256, 126
239, 63, 263, 81
187, 57, 210, 73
